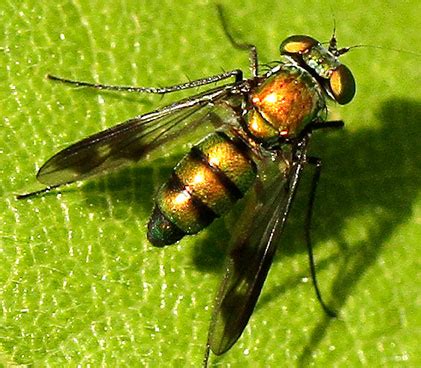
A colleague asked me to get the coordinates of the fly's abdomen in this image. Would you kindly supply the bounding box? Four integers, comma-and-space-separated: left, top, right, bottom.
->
147, 131, 257, 246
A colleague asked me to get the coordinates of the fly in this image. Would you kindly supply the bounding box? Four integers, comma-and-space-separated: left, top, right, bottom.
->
17, 6, 357, 366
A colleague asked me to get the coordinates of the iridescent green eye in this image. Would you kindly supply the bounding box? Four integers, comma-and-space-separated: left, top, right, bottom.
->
329, 64, 356, 105
280, 35, 318, 55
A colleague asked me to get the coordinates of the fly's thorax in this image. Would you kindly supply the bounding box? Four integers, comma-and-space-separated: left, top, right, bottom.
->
246, 65, 324, 142
147, 131, 257, 246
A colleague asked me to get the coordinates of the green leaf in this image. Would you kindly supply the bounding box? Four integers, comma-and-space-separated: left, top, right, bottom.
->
1, 0, 420, 367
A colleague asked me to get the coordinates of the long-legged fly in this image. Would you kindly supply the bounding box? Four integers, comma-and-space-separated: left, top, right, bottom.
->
18, 6, 357, 366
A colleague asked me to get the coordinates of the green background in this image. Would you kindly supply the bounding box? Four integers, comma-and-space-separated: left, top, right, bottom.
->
1, 0, 420, 367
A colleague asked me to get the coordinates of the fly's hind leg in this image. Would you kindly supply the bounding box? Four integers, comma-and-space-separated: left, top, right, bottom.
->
305, 155, 337, 317
46, 69, 244, 94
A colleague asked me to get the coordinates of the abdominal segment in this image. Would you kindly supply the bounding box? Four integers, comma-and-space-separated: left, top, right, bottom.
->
147, 131, 257, 246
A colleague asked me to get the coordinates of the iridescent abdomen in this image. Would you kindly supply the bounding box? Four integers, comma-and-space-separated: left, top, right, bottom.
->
247, 65, 323, 141
148, 131, 257, 246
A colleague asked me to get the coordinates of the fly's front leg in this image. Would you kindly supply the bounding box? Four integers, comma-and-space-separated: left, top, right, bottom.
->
310, 119, 345, 131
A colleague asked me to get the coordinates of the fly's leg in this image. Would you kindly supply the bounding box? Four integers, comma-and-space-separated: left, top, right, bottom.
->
307, 119, 345, 132
305, 156, 337, 317
216, 5, 259, 77
301, 117, 343, 316
47, 69, 244, 94
203, 344, 211, 368
16, 184, 62, 200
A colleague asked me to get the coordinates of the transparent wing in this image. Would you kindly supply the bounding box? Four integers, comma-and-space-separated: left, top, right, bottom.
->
207, 149, 306, 355
36, 86, 234, 187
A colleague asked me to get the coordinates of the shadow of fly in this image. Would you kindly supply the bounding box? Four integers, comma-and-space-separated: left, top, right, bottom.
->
18, 5, 358, 366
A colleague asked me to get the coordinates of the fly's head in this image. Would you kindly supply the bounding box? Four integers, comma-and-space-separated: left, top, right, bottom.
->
280, 35, 355, 105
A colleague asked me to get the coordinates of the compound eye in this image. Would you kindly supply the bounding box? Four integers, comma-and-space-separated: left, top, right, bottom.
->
280, 35, 318, 55
329, 64, 356, 105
